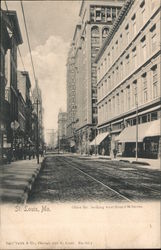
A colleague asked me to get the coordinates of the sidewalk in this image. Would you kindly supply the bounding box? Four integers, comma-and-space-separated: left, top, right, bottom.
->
76, 154, 161, 171
0, 157, 44, 204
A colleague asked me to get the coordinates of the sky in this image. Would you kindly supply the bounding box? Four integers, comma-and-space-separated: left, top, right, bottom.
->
2, 0, 81, 135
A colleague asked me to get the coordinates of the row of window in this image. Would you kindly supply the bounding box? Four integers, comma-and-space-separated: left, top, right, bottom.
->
91, 26, 110, 44
90, 6, 120, 23
98, 110, 159, 134
98, 64, 159, 125
126, 111, 158, 127
98, 62, 159, 105
97, 0, 159, 83
97, 21, 159, 85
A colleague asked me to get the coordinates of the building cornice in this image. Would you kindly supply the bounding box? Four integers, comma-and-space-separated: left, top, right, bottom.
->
95, 0, 134, 63
2, 10, 23, 45
79, 0, 85, 17
73, 24, 81, 42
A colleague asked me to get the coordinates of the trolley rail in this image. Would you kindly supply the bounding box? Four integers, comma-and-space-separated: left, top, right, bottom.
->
63, 156, 161, 201
62, 157, 135, 202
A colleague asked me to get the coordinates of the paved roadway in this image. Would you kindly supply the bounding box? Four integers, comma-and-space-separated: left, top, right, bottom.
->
28, 154, 161, 203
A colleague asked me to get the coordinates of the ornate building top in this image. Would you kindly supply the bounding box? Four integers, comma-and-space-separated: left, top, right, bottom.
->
32, 78, 42, 103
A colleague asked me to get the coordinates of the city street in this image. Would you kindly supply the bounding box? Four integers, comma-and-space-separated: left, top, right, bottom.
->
28, 154, 161, 203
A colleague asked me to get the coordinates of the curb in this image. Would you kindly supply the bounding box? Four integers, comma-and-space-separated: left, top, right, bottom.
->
0, 159, 44, 204
131, 161, 150, 166
23, 161, 44, 203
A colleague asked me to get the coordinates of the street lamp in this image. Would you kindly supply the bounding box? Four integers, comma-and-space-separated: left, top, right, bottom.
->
136, 98, 138, 162
0, 123, 5, 160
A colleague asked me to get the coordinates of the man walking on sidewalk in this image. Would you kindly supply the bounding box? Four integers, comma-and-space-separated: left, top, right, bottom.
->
6, 148, 12, 164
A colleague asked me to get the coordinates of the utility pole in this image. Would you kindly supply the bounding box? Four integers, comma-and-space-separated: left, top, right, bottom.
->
36, 99, 39, 164
136, 100, 138, 161
58, 133, 60, 154
95, 128, 97, 156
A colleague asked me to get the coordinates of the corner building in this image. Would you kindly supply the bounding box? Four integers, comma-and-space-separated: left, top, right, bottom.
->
95, 0, 161, 159
72, 0, 125, 154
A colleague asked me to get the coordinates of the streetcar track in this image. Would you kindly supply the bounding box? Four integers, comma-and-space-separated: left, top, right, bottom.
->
29, 155, 160, 203
93, 162, 161, 195
64, 157, 161, 199
61, 157, 134, 202
69, 157, 161, 195
96, 163, 161, 195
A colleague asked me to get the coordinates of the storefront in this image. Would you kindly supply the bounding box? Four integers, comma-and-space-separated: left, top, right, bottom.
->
116, 119, 161, 159
90, 131, 110, 155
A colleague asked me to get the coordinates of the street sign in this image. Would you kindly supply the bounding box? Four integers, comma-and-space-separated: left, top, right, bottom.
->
11, 120, 20, 130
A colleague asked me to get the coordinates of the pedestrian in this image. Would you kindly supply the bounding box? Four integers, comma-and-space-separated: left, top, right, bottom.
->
29, 149, 32, 160
113, 148, 117, 158
23, 147, 27, 160
32, 148, 35, 159
40, 148, 44, 157
6, 148, 12, 164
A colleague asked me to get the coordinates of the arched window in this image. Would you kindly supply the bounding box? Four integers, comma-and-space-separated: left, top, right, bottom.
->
91, 26, 99, 37
102, 27, 109, 38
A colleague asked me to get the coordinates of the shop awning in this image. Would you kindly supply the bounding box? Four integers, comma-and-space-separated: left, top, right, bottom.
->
90, 132, 110, 146
116, 119, 161, 142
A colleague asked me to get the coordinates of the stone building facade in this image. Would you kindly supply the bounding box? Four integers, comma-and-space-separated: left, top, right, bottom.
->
66, 42, 77, 141
58, 111, 67, 140
0, 10, 23, 160
95, 0, 161, 159
68, 0, 125, 154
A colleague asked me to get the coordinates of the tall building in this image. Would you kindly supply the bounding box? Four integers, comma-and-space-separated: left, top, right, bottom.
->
95, 0, 161, 159
58, 110, 67, 140
32, 79, 44, 147
46, 129, 57, 148
67, 0, 125, 154
0, 9, 23, 160
66, 42, 77, 141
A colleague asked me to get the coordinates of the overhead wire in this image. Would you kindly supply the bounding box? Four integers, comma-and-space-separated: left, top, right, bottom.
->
4, 0, 36, 102
20, 0, 37, 85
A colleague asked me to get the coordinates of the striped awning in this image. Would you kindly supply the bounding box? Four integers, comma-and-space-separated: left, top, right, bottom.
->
116, 119, 161, 143
90, 132, 110, 146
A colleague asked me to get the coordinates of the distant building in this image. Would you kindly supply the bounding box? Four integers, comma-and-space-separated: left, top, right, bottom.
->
58, 110, 67, 140
67, 0, 125, 154
17, 90, 26, 146
32, 79, 44, 147
18, 71, 32, 146
95, 0, 161, 159
46, 129, 57, 148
